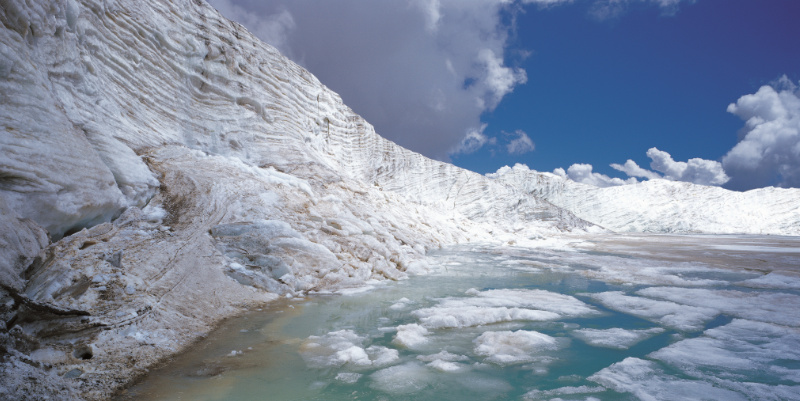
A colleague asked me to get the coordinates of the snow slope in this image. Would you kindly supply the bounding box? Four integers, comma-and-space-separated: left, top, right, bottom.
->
490, 164, 800, 235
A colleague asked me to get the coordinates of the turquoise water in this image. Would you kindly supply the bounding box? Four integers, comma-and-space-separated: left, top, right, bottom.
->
118, 239, 800, 400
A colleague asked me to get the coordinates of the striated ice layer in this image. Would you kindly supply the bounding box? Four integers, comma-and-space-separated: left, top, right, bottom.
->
572, 327, 665, 350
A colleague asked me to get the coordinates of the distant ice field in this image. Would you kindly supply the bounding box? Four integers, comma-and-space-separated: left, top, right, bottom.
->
118, 234, 800, 401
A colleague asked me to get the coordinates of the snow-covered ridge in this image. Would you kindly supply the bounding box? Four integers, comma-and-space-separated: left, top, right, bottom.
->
489, 164, 800, 235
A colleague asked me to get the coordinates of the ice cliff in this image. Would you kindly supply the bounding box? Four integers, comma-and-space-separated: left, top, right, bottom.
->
0, 0, 588, 399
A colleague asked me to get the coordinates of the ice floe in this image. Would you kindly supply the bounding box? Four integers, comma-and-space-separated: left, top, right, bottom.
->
737, 271, 800, 290
572, 327, 665, 350
393, 323, 430, 348
411, 288, 598, 329
369, 362, 434, 394
300, 330, 398, 369
637, 287, 800, 327
589, 357, 749, 401
650, 319, 800, 384
588, 291, 719, 331
472, 330, 562, 366
523, 385, 606, 400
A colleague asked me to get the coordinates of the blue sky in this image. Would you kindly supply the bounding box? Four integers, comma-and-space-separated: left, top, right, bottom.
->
209, 0, 800, 190
455, 0, 800, 181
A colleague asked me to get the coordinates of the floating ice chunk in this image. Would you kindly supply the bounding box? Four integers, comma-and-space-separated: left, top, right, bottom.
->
464, 289, 600, 317
637, 287, 800, 327
365, 345, 399, 368
300, 330, 397, 369
393, 323, 429, 348
563, 252, 731, 287
650, 319, 800, 384
738, 271, 800, 290
389, 297, 412, 310
473, 330, 560, 366
572, 327, 665, 350
412, 288, 597, 329
589, 357, 748, 401
589, 291, 718, 331
335, 372, 362, 384
417, 351, 469, 363
427, 359, 463, 372
414, 306, 560, 329
523, 385, 605, 400
465, 288, 480, 295
370, 362, 433, 394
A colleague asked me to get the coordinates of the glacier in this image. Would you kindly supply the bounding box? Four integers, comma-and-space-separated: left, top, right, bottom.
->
0, 0, 799, 400
489, 164, 800, 235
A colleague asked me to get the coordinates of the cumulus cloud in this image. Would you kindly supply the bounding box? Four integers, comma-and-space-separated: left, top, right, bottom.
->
506, 130, 535, 155
563, 164, 638, 188
722, 76, 800, 190
455, 124, 495, 155
610, 159, 662, 180
610, 148, 729, 186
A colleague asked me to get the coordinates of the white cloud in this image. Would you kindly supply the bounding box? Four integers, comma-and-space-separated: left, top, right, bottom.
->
609, 148, 729, 186
565, 164, 638, 188
506, 130, 535, 155
485, 163, 531, 179
722, 76, 800, 190
455, 124, 494, 154
610, 159, 661, 180
473, 48, 528, 110
590, 0, 694, 19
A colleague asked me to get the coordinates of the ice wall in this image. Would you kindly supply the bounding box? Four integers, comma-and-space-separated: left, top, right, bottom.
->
0, 1, 588, 399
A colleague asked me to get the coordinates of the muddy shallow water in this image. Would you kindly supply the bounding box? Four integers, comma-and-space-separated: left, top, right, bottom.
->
116, 234, 800, 401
